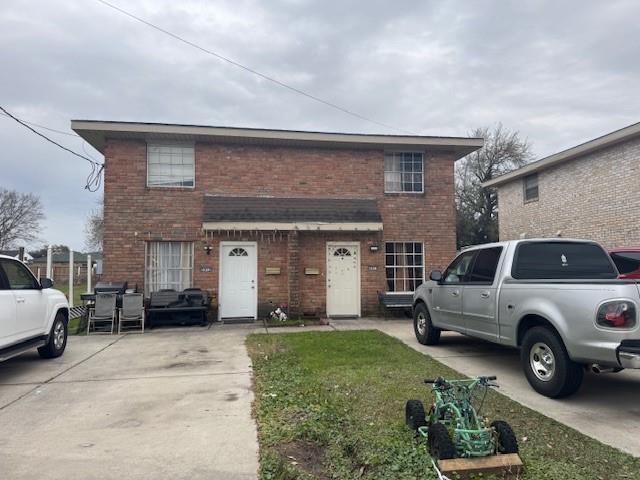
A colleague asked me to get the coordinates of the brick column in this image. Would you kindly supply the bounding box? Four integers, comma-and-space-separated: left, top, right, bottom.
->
287, 231, 301, 317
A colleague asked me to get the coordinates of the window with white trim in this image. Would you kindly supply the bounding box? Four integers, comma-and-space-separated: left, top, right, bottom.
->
147, 143, 195, 187
384, 152, 424, 193
385, 242, 424, 292
145, 241, 194, 295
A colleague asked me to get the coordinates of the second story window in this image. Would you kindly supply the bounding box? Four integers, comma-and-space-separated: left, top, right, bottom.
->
384, 152, 424, 193
147, 143, 195, 188
523, 173, 538, 202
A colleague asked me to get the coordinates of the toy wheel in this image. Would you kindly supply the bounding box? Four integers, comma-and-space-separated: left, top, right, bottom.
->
413, 303, 441, 345
521, 326, 583, 398
491, 420, 519, 454
428, 422, 456, 460
405, 400, 427, 431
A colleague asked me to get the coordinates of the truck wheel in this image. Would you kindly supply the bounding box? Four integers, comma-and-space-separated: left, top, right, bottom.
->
405, 400, 427, 431
491, 420, 519, 454
428, 422, 456, 460
414, 303, 441, 345
521, 326, 583, 398
38, 312, 68, 359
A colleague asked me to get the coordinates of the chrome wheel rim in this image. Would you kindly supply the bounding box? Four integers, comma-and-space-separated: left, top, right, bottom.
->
416, 312, 427, 335
530, 342, 555, 382
53, 321, 65, 350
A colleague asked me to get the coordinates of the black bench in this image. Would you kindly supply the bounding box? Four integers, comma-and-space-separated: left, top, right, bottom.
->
148, 289, 209, 327
378, 292, 414, 317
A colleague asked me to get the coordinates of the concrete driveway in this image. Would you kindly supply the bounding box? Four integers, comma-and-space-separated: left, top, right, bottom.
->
330, 319, 640, 457
0, 325, 260, 480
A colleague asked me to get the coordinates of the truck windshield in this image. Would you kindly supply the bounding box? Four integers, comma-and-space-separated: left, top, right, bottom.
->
512, 242, 618, 279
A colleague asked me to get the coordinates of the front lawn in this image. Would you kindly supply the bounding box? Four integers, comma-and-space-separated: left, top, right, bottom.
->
247, 330, 640, 479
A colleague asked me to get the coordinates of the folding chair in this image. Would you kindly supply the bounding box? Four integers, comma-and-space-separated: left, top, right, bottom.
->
118, 293, 145, 334
87, 293, 117, 335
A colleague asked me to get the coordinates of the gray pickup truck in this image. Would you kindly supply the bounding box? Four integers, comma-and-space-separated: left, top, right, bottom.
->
412, 239, 640, 398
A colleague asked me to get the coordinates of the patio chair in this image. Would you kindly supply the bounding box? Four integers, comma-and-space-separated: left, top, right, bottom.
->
118, 293, 145, 334
87, 293, 117, 335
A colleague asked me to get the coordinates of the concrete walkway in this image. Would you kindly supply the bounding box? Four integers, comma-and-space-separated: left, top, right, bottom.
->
263, 318, 640, 457
0, 325, 262, 480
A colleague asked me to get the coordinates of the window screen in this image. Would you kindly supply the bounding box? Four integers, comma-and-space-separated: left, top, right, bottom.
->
385, 242, 424, 291
384, 152, 424, 193
468, 247, 503, 283
147, 143, 195, 187
523, 174, 538, 202
610, 251, 640, 275
512, 242, 617, 279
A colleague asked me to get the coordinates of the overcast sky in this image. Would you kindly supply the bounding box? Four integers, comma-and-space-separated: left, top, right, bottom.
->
1, 0, 639, 251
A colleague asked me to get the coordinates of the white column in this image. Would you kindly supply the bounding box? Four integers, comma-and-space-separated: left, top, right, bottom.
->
46, 245, 53, 279
37, 267, 41, 281
68, 251, 74, 308
87, 254, 92, 293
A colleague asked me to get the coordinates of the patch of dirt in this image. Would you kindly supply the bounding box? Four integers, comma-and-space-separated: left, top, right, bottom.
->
276, 441, 329, 480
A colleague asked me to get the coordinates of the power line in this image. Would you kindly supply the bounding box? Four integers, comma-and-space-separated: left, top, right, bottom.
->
0, 111, 78, 137
0, 105, 104, 192
94, 0, 415, 135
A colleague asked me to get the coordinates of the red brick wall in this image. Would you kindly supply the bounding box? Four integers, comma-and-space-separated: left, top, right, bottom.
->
102, 139, 458, 316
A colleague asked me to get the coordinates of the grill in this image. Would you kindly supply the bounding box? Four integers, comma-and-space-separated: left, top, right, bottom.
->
94, 281, 128, 295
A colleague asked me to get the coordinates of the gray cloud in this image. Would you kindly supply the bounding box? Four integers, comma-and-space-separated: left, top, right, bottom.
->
1, 0, 639, 250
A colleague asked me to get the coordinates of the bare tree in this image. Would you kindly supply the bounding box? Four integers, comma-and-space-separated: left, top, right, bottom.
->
456, 124, 533, 248
0, 188, 45, 249
84, 196, 103, 251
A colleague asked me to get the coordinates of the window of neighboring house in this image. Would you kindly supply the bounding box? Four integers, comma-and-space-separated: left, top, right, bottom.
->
384, 152, 424, 193
145, 241, 194, 295
523, 173, 538, 202
147, 143, 195, 188
385, 242, 424, 292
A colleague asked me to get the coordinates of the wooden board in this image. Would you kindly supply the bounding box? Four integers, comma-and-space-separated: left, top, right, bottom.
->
439, 454, 523, 478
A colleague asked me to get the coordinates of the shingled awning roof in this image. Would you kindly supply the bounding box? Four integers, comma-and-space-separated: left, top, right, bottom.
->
202, 195, 383, 231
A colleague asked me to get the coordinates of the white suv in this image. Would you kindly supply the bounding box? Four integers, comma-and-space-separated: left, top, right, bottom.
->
0, 254, 69, 361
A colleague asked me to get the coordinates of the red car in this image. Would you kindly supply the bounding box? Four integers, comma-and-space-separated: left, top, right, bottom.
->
609, 247, 640, 279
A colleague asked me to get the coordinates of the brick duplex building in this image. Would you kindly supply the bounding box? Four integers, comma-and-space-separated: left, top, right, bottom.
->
483, 121, 640, 248
73, 121, 482, 319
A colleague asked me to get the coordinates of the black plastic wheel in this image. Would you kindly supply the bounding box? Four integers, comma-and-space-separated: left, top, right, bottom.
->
428, 422, 456, 460
491, 420, 519, 454
38, 312, 67, 359
413, 303, 441, 345
521, 326, 583, 398
405, 400, 427, 431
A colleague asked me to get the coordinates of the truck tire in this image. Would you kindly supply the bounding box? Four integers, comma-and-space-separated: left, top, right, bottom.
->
428, 422, 456, 460
491, 420, 519, 454
413, 303, 441, 345
521, 326, 583, 398
405, 400, 427, 431
38, 312, 68, 359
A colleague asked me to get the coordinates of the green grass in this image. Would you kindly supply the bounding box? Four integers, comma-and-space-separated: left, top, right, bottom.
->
57, 284, 86, 308
247, 330, 640, 480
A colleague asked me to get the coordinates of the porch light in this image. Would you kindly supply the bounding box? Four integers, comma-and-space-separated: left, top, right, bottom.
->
204, 244, 213, 255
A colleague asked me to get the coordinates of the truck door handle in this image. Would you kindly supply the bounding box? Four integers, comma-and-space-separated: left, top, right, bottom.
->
480, 291, 490, 298
16, 297, 25, 303
451, 290, 460, 297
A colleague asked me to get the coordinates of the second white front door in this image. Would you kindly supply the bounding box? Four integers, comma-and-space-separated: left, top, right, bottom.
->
219, 242, 257, 319
326, 243, 360, 317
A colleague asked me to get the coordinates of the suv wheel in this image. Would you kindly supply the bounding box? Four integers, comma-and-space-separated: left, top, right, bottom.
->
38, 312, 68, 359
521, 326, 583, 398
413, 303, 441, 345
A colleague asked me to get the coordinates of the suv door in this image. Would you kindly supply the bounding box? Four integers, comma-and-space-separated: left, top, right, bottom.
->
0, 267, 18, 349
463, 247, 503, 341
0, 259, 46, 338
431, 250, 475, 332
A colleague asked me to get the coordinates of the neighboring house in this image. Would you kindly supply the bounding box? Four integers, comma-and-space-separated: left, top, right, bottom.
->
483, 122, 640, 249
72, 120, 483, 319
0, 250, 33, 263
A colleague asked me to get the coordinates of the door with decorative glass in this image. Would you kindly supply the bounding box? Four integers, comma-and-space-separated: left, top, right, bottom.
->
326, 243, 360, 317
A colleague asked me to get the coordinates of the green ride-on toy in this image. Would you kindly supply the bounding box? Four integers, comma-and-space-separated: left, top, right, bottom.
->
405, 376, 519, 463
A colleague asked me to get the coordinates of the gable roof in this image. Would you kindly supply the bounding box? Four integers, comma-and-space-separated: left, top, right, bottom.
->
482, 121, 640, 188
71, 120, 483, 160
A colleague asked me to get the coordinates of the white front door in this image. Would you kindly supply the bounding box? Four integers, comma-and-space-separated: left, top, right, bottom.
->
219, 242, 257, 319
326, 243, 360, 317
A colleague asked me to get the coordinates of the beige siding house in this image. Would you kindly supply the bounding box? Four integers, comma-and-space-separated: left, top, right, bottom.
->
483, 122, 640, 249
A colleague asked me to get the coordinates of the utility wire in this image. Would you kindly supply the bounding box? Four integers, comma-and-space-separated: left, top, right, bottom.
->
0, 105, 104, 192
94, 0, 415, 135
0, 111, 79, 137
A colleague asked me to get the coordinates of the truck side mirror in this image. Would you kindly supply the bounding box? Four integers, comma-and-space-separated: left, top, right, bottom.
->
40, 278, 54, 289
429, 270, 443, 282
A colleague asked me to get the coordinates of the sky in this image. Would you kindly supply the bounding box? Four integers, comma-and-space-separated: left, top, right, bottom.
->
1, 0, 639, 251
